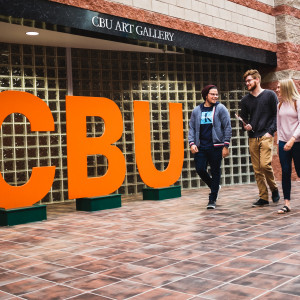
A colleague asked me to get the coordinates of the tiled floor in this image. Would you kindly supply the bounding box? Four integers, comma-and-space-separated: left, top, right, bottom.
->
1, 182, 300, 299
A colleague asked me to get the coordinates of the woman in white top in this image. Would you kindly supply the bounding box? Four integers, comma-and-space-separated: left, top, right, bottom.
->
276, 79, 300, 214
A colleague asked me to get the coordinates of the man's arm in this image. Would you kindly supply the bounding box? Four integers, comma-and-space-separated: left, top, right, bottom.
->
266, 92, 278, 136
240, 99, 253, 131
220, 105, 232, 147
240, 99, 248, 125
188, 110, 196, 146
188, 109, 198, 153
220, 105, 232, 158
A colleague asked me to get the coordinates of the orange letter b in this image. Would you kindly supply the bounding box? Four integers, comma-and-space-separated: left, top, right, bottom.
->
66, 96, 126, 199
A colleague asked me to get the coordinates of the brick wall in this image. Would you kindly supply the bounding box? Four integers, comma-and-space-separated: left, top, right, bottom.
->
50, 0, 277, 51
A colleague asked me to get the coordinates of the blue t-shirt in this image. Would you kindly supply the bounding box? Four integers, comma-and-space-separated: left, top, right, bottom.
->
199, 105, 213, 147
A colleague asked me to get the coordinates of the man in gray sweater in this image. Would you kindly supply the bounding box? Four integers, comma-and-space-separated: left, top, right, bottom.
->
189, 85, 232, 209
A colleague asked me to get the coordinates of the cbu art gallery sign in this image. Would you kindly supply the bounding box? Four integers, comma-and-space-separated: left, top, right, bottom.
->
0, 91, 184, 210
92, 16, 175, 42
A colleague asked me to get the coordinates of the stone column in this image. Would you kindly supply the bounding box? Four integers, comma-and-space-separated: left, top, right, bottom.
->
263, 0, 300, 90
263, 1, 300, 182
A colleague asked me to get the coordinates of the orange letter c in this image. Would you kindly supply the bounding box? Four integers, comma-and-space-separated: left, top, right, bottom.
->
0, 91, 55, 209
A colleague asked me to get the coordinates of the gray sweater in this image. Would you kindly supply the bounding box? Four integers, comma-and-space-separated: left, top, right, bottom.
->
188, 102, 232, 148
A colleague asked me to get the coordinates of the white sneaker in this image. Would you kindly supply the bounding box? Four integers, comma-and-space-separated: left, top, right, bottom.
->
207, 201, 216, 209
216, 185, 221, 200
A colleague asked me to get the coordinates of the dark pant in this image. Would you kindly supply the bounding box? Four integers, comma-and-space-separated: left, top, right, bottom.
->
279, 140, 300, 200
194, 146, 223, 201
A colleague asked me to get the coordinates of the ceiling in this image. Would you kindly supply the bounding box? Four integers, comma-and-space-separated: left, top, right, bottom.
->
0, 21, 167, 53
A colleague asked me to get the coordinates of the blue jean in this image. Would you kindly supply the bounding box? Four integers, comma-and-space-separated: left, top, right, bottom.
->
194, 146, 223, 201
279, 140, 300, 200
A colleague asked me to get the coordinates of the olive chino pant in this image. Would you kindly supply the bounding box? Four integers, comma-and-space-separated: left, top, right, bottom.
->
249, 136, 278, 201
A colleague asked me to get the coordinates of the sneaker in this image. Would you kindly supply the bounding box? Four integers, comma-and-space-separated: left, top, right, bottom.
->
272, 189, 280, 203
252, 198, 269, 207
207, 200, 216, 209
216, 185, 221, 200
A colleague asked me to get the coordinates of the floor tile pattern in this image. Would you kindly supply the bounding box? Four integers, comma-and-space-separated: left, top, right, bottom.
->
0, 183, 300, 299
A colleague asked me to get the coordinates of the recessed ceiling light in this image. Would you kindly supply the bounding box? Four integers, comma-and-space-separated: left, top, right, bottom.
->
26, 31, 39, 36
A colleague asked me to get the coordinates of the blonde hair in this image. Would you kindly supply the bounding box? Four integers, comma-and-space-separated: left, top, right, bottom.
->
279, 79, 300, 109
243, 69, 261, 82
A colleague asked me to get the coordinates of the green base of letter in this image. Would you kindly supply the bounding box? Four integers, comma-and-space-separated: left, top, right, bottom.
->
0, 205, 47, 226
76, 194, 122, 211
143, 185, 181, 200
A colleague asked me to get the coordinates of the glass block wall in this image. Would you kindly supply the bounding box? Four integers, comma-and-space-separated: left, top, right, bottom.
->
0, 42, 255, 203
0, 43, 68, 203
72, 49, 256, 195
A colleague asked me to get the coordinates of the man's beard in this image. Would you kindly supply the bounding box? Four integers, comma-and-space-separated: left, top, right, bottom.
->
248, 81, 257, 91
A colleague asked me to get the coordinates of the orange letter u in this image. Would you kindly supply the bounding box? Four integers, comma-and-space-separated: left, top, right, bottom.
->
134, 101, 184, 188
